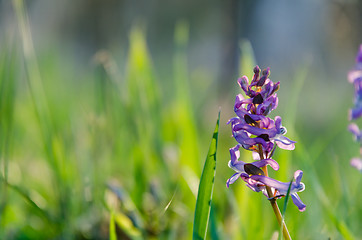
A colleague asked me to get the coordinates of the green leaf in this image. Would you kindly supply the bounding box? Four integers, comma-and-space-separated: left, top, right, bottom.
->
279, 179, 293, 240
109, 212, 117, 240
0, 175, 53, 224
113, 211, 142, 240
192, 111, 220, 240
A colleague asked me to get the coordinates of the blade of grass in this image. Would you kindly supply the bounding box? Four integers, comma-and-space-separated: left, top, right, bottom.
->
0, 42, 17, 222
0, 175, 54, 225
208, 204, 220, 240
113, 211, 142, 240
192, 111, 220, 240
278, 179, 293, 240
109, 212, 117, 240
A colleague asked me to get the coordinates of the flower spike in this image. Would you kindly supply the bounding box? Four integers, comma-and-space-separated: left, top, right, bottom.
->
226, 65, 305, 239
348, 44, 362, 172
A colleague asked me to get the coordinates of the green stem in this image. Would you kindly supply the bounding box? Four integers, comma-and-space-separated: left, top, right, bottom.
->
258, 145, 291, 240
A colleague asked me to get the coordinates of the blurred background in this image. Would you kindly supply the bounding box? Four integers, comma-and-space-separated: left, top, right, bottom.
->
0, 0, 361, 239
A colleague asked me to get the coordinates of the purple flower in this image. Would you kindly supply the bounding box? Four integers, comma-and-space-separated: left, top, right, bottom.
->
229, 66, 295, 155
228, 65, 296, 156
350, 158, 362, 172
230, 115, 295, 151
348, 123, 362, 143
348, 44, 362, 120
226, 144, 279, 187
227, 65, 305, 213
250, 170, 306, 212
348, 44, 362, 84
348, 45, 362, 173
235, 68, 279, 117
227, 117, 274, 152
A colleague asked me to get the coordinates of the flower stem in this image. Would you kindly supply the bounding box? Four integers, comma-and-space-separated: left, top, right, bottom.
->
258, 145, 291, 240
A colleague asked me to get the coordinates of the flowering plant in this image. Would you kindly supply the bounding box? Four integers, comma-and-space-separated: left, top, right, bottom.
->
348, 45, 362, 172
227, 66, 305, 239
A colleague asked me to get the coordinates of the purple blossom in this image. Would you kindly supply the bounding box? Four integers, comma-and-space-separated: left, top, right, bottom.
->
348, 44, 362, 84
226, 144, 279, 188
250, 170, 306, 212
348, 45, 362, 173
348, 123, 362, 143
229, 66, 295, 155
350, 158, 362, 172
348, 44, 362, 120
229, 115, 295, 152
227, 65, 305, 213
227, 117, 274, 152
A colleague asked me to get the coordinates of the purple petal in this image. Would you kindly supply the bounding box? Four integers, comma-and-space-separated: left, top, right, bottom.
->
294, 170, 303, 185
348, 69, 362, 84
228, 160, 245, 172
274, 116, 282, 129
350, 158, 362, 172
227, 117, 240, 125
232, 130, 249, 141
258, 116, 273, 129
291, 193, 306, 212
226, 173, 242, 187
271, 81, 280, 95
234, 94, 253, 112
248, 114, 269, 122
251, 66, 261, 84
245, 183, 263, 192
240, 174, 263, 192
229, 144, 241, 164
235, 107, 249, 119
238, 76, 249, 93
348, 123, 360, 136
356, 44, 362, 63
250, 175, 288, 192
233, 133, 271, 151
275, 136, 296, 150
252, 159, 279, 171
348, 45, 362, 83
261, 79, 273, 96
350, 106, 362, 120
234, 124, 277, 137
256, 95, 278, 115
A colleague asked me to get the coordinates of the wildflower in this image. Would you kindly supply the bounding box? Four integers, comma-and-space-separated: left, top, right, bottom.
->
231, 115, 296, 151
348, 123, 362, 143
348, 44, 362, 84
226, 144, 279, 188
348, 45, 362, 172
350, 158, 362, 172
227, 65, 305, 215
348, 44, 362, 120
250, 170, 306, 212
229, 66, 295, 157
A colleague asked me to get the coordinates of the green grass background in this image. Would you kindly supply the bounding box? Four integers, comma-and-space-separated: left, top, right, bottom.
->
0, 1, 361, 239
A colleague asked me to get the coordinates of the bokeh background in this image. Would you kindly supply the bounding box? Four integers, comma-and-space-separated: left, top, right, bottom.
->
0, 0, 361, 239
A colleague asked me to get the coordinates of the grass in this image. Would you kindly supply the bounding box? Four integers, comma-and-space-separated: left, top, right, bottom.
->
0, 1, 361, 239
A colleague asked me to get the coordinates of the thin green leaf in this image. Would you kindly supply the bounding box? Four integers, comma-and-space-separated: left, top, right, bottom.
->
279, 179, 293, 240
113, 211, 142, 240
109, 212, 117, 240
192, 111, 220, 240
0, 175, 53, 224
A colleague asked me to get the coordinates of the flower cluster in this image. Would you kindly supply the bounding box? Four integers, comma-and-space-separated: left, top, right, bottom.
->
227, 66, 306, 212
348, 44, 362, 172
